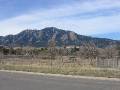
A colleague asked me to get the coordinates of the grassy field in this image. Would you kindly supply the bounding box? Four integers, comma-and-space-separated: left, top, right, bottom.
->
0, 59, 120, 78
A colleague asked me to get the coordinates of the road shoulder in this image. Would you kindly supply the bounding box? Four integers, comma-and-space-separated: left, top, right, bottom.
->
0, 70, 120, 81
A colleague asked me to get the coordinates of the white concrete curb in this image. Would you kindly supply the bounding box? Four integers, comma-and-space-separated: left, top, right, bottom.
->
0, 70, 120, 81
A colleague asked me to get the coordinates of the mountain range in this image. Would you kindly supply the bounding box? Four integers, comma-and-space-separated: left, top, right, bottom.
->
0, 27, 119, 48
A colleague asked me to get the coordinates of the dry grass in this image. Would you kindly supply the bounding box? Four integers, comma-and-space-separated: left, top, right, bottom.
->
0, 59, 120, 78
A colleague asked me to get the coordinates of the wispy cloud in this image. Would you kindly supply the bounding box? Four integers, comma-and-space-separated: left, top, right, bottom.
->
0, 0, 120, 36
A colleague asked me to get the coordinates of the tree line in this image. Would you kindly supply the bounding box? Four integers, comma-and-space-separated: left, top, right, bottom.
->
0, 42, 120, 59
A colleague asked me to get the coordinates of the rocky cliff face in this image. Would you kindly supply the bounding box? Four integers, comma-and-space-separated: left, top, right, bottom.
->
0, 27, 119, 47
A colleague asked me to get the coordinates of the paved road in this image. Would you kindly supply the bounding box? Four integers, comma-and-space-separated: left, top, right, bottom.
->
0, 71, 120, 90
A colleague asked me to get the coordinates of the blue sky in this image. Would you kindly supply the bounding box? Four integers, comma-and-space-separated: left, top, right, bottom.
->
0, 0, 120, 36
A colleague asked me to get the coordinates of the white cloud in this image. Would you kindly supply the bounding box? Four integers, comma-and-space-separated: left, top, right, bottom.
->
32, 14, 120, 35
0, 0, 120, 36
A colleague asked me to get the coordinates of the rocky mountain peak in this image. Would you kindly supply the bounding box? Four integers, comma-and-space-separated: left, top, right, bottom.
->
0, 27, 119, 48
